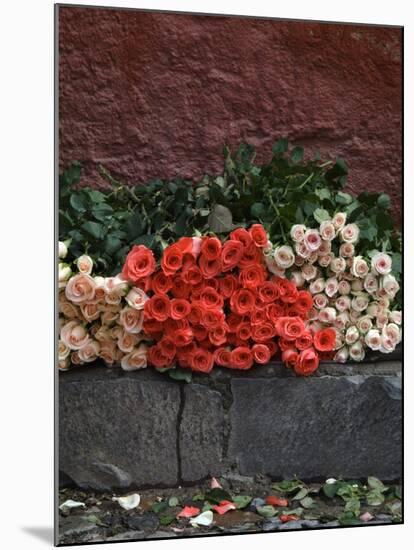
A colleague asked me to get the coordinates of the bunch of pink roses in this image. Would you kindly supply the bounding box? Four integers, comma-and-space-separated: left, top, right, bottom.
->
264, 213, 402, 362
58, 245, 149, 372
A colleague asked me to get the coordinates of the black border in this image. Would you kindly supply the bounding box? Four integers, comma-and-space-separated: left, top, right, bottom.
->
54, 3, 404, 546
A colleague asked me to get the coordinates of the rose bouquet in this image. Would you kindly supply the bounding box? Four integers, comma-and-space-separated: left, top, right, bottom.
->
264, 213, 402, 362
59, 223, 340, 377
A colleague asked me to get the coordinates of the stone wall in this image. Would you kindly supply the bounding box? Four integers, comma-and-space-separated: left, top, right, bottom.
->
59, 360, 402, 491
58, 7, 402, 225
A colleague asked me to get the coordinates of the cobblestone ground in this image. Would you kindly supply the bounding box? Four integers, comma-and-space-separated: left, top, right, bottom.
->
58, 475, 402, 545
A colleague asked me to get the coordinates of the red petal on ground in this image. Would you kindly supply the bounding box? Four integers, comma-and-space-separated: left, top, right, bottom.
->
266, 496, 289, 507
177, 506, 201, 518
212, 500, 236, 515
280, 514, 300, 523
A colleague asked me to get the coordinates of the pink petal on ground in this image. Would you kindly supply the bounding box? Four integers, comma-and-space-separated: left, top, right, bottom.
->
212, 500, 236, 515
177, 506, 200, 518
211, 477, 223, 489
360, 512, 374, 522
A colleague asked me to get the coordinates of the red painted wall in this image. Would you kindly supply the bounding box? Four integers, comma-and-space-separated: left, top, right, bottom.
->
58, 7, 402, 224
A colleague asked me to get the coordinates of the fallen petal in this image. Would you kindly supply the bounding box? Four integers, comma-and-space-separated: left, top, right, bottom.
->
177, 506, 200, 518
266, 496, 289, 507
59, 499, 85, 511
326, 478, 337, 484
211, 477, 222, 489
280, 514, 300, 523
360, 512, 374, 522
190, 510, 214, 527
112, 493, 140, 510
212, 500, 236, 515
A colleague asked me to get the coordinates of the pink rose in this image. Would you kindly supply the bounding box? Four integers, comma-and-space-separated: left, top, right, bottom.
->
120, 306, 144, 334
304, 229, 322, 252
78, 340, 100, 363
121, 344, 148, 371
126, 287, 149, 310
371, 252, 392, 275
61, 320, 90, 350
76, 254, 94, 275
65, 273, 96, 304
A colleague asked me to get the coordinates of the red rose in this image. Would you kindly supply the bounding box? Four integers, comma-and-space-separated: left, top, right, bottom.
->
199, 255, 222, 279
230, 289, 256, 315
239, 243, 261, 267
199, 287, 224, 310
193, 324, 208, 342
214, 347, 232, 367
143, 318, 163, 337
201, 237, 222, 260
314, 328, 336, 352
265, 303, 286, 324
279, 338, 294, 351
176, 342, 197, 367
282, 348, 299, 368
239, 264, 266, 289
275, 316, 305, 340
251, 308, 267, 326
151, 270, 172, 295
188, 303, 203, 325
230, 227, 253, 248
221, 240, 244, 272
229, 346, 254, 370
263, 340, 278, 357
251, 322, 275, 343
181, 265, 202, 286
294, 347, 319, 376
170, 298, 191, 320
122, 245, 156, 283
171, 274, 191, 299
209, 325, 227, 346
201, 308, 225, 329
148, 344, 172, 369
236, 321, 251, 341
249, 224, 268, 247
274, 277, 299, 304
226, 313, 243, 333
175, 327, 194, 347
219, 274, 239, 298
190, 348, 214, 373
296, 290, 314, 314
258, 281, 279, 303
296, 330, 313, 350
252, 343, 271, 364
161, 243, 183, 276
145, 295, 170, 322
159, 337, 176, 359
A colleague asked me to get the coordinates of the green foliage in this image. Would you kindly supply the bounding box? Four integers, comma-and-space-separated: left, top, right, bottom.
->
59, 141, 401, 280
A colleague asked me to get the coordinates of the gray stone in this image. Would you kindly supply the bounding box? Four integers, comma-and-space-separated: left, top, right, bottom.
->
106, 531, 145, 541
125, 513, 159, 532
262, 518, 282, 531
250, 497, 266, 510
59, 516, 99, 538
179, 384, 225, 482
59, 368, 180, 489
278, 520, 304, 530
229, 373, 402, 480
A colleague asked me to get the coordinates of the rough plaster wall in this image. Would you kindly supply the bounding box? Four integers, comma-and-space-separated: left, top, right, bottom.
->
58, 7, 402, 224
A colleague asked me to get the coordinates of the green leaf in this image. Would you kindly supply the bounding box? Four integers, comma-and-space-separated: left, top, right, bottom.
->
315, 188, 331, 201
250, 202, 266, 218
291, 146, 304, 163
168, 497, 179, 507
323, 482, 339, 498
192, 493, 204, 501
126, 210, 143, 240
256, 505, 277, 518
366, 490, 385, 506
132, 234, 155, 248
232, 495, 252, 509
92, 203, 113, 221
81, 221, 105, 240
344, 497, 360, 515
272, 138, 288, 155
377, 193, 391, 209
168, 368, 192, 383
104, 235, 122, 255
204, 488, 232, 504
313, 208, 331, 223
367, 477, 386, 492
151, 501, 169, 514
335, 192, 353, 205
70, 193, 87, 212
208, 204, 233, 233
272, 480, 304, 494
292, 487, 309, 501
300, 496, 314, 509
159, 515, 175, 526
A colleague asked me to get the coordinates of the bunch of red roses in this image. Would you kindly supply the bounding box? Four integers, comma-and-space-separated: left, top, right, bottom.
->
121, 224, 336, 376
